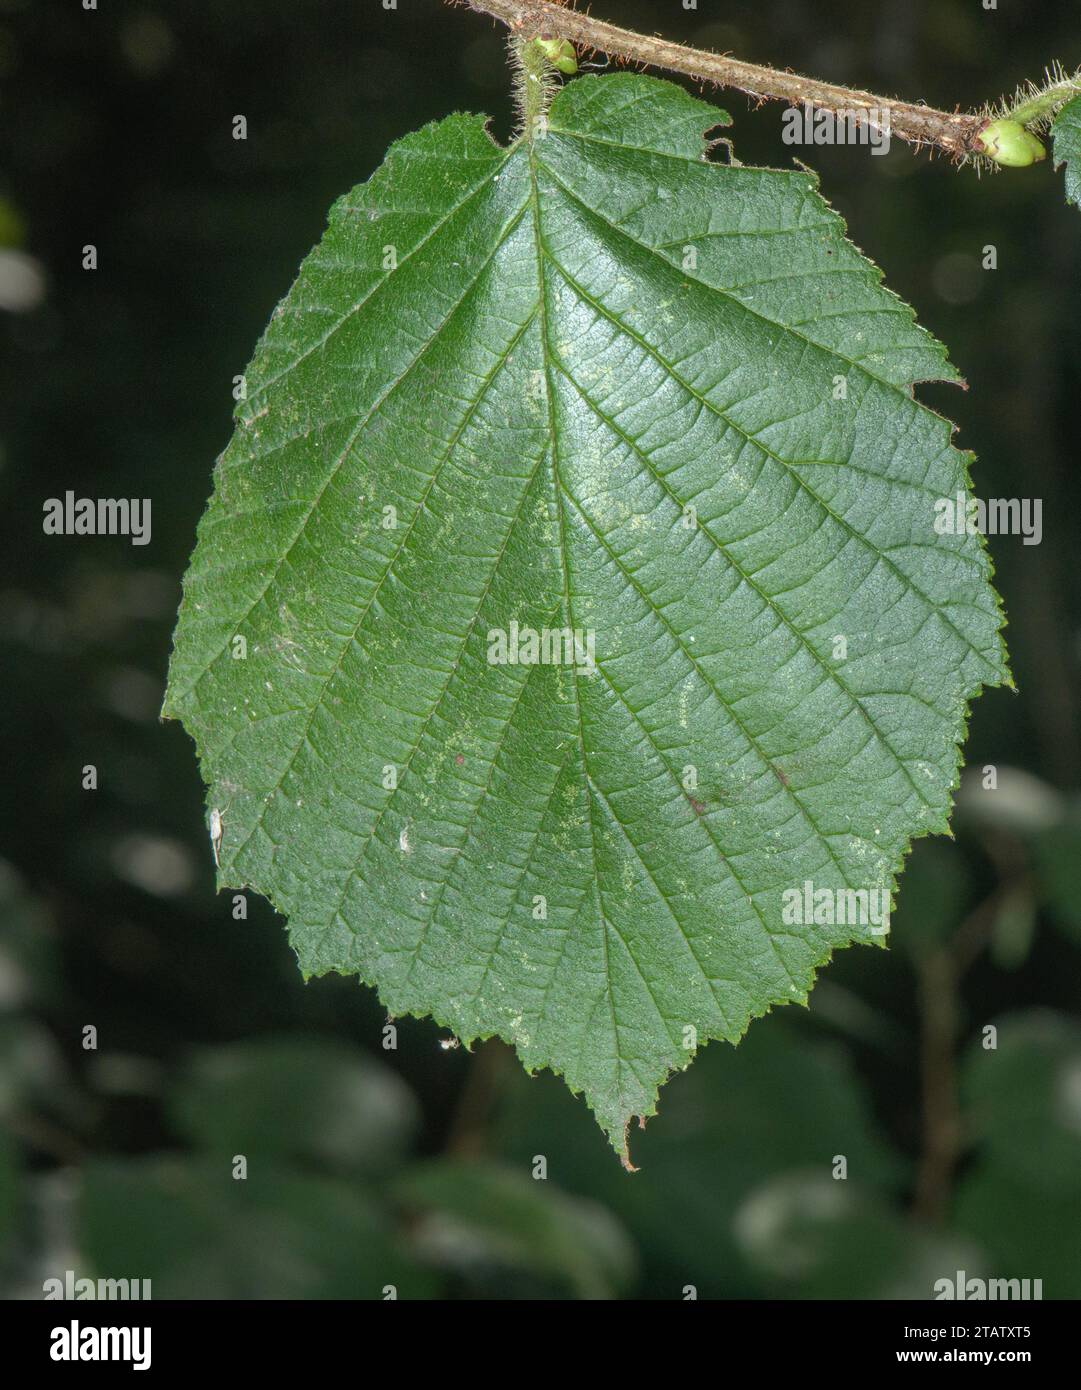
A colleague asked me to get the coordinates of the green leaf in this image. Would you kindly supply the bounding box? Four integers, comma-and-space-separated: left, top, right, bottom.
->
80, 1156, 437, 1299
168, 1036, 419, 1175
165, 73, 1008, 1155
493, 1017, 907, 1295
733, 1172, 979, 1299
1032, 813, 1081, 946
1053, 95, 1081, 208
954, 1011, 1081, 1297
954, 1165, 1081, 1298
960, 1011, 1081, 1192
394, 1158, 636, 1298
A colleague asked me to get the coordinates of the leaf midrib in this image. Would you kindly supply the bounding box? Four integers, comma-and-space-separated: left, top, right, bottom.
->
525, 134, 632, 1116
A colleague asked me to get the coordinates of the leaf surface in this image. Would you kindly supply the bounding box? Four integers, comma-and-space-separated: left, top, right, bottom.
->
165, 74, 1008, 1154
1053, 94, 1081, 208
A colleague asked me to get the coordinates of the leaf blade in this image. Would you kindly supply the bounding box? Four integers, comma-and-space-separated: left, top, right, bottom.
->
166, 74, 1008, 1154
1053, 94, 1081, 209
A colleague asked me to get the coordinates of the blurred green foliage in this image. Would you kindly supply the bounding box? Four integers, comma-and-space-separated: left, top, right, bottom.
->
2, 0, 1081, 1298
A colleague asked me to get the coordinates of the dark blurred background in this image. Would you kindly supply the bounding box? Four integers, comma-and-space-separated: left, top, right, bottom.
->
2, 0, 1081, 1300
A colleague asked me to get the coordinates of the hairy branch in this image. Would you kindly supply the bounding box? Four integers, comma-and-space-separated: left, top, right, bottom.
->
461, 0, 1076, 163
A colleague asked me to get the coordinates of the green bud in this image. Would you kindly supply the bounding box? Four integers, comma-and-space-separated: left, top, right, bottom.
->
532, 36, 578, 75
977, 118, 1047, 168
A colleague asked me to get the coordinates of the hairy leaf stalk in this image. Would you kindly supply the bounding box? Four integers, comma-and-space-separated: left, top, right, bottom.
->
464, 0, 1078, 164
